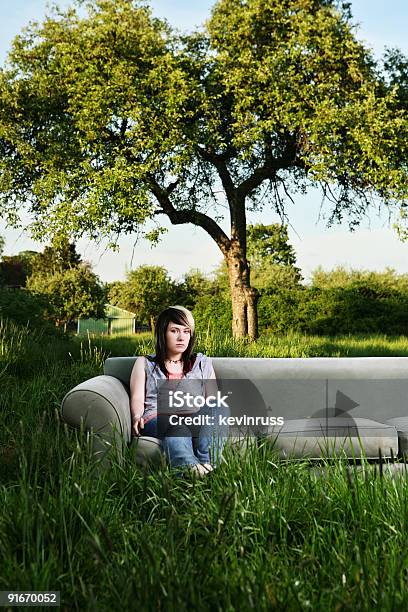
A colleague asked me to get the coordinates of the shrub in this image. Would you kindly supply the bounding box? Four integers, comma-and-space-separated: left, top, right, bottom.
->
192, 294, 232, 335
0, 287, 54, 331
259, 283, 408, 336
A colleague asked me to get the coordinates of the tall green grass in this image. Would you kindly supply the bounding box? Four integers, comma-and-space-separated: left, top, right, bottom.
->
79, 328, 408, 359
3, 321, 408, 610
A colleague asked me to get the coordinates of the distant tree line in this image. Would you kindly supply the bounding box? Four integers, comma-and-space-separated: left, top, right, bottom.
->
3, 224, 408, 336
106, 225, 408, 337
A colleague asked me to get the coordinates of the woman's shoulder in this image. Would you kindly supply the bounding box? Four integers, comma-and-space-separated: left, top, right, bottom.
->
143, 355, 158, 369
133, 355, 152, 364
195, 352, 213, 371
133, 355, 156, 370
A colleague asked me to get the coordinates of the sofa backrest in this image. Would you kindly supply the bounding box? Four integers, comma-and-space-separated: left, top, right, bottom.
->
104, 356, 408, 422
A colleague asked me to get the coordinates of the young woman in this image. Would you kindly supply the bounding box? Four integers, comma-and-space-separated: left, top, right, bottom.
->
130, 305, 227, 476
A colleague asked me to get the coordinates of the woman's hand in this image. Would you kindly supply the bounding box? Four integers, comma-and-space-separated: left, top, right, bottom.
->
132, 413, 145, 437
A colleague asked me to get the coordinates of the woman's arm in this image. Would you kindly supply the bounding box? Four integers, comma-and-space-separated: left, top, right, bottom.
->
129, 356, 146, 437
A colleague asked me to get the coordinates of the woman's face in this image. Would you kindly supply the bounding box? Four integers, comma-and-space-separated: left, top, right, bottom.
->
165, 321, 191, 355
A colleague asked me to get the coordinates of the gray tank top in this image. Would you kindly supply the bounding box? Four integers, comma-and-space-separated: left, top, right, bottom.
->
143, 352, 214, 422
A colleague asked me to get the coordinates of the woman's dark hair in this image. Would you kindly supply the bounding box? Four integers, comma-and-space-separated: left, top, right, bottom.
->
149, 306, 196, 377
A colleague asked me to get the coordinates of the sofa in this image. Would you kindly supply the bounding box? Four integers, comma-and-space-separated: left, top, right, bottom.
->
61, 356, 408, 466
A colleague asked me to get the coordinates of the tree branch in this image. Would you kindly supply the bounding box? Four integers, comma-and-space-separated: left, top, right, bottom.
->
120, 119, 128, 139
237, 141, 298, 199
147, 175, 231, 256
237, 164, 278, 200
197, 146, 235, 202
196, 145, 247, 243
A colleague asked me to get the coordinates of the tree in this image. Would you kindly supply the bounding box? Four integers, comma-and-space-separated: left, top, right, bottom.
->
177, 268, 214, 311
247, 224, 303, 291
0, 0, 407, 339
107, 265, 177, 328
31, 237, 82, 276
0, 287, 52, 330
0, 250, 39, 287
247, 224, 298, 268
27, 264, 106, 330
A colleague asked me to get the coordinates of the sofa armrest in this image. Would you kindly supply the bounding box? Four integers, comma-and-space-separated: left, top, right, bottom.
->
61, 375, 132, 445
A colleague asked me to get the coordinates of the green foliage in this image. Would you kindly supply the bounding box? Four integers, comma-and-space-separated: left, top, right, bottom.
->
1, 0, 407, 338
258, 287, 305, 334
0, 238, 104, 331
210, 261, 230, 296
176, 268, 215, 311
247, 223, 303, 292
0, 0, 406, 242
259, 278, 408, 336
194, 225, 305, 330
179, 262, 231, 334
106, 263, 232, 332
304, 285, 408, 335
0, 237, 83, 290
27, 265, 106, 327
311, 265, 408, 291
208, 0, 408, 211
383, 47, 408, 111
192, 293, 232, 335
30, 238, 82, 276
247, 223, 299, 268
194, 265, 408, 336
0, 254, 33, 287
107, 265, 178, 326
0, 0, 189, 241
105, 280, 125, 308
252, 263, 303, 293
0, 287, 53, 331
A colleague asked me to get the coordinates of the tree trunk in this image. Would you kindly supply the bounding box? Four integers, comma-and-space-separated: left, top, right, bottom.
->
245, 286, 259, 340
227, 249, 259, 340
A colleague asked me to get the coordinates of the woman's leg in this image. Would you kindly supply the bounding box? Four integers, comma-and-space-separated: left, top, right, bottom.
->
194, 404, 230, 468
142, 415, 200, 469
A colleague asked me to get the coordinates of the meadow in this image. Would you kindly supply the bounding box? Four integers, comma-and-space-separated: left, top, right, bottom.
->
2, 319, 408, 610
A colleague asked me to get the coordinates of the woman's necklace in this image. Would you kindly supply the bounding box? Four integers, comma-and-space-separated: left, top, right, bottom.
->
165, 358, 182, 364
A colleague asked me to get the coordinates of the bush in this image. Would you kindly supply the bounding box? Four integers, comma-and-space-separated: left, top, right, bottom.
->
259, 283, 408, 336
192, 294, 232, 335
27, 266, 106, 328
0, 287, 55, 332
303, 285, 408, 335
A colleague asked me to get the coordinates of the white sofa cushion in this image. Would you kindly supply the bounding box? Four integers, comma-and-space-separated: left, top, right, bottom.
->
266, 417, 398, 459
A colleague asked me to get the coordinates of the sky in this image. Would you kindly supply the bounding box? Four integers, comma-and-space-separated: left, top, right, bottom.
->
1, 0, 408, 283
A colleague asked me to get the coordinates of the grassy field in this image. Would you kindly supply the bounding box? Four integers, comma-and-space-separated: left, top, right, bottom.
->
2, 319, 408, 610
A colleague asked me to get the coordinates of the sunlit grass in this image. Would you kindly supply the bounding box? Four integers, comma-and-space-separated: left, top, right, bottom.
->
76, 328, 408, 359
